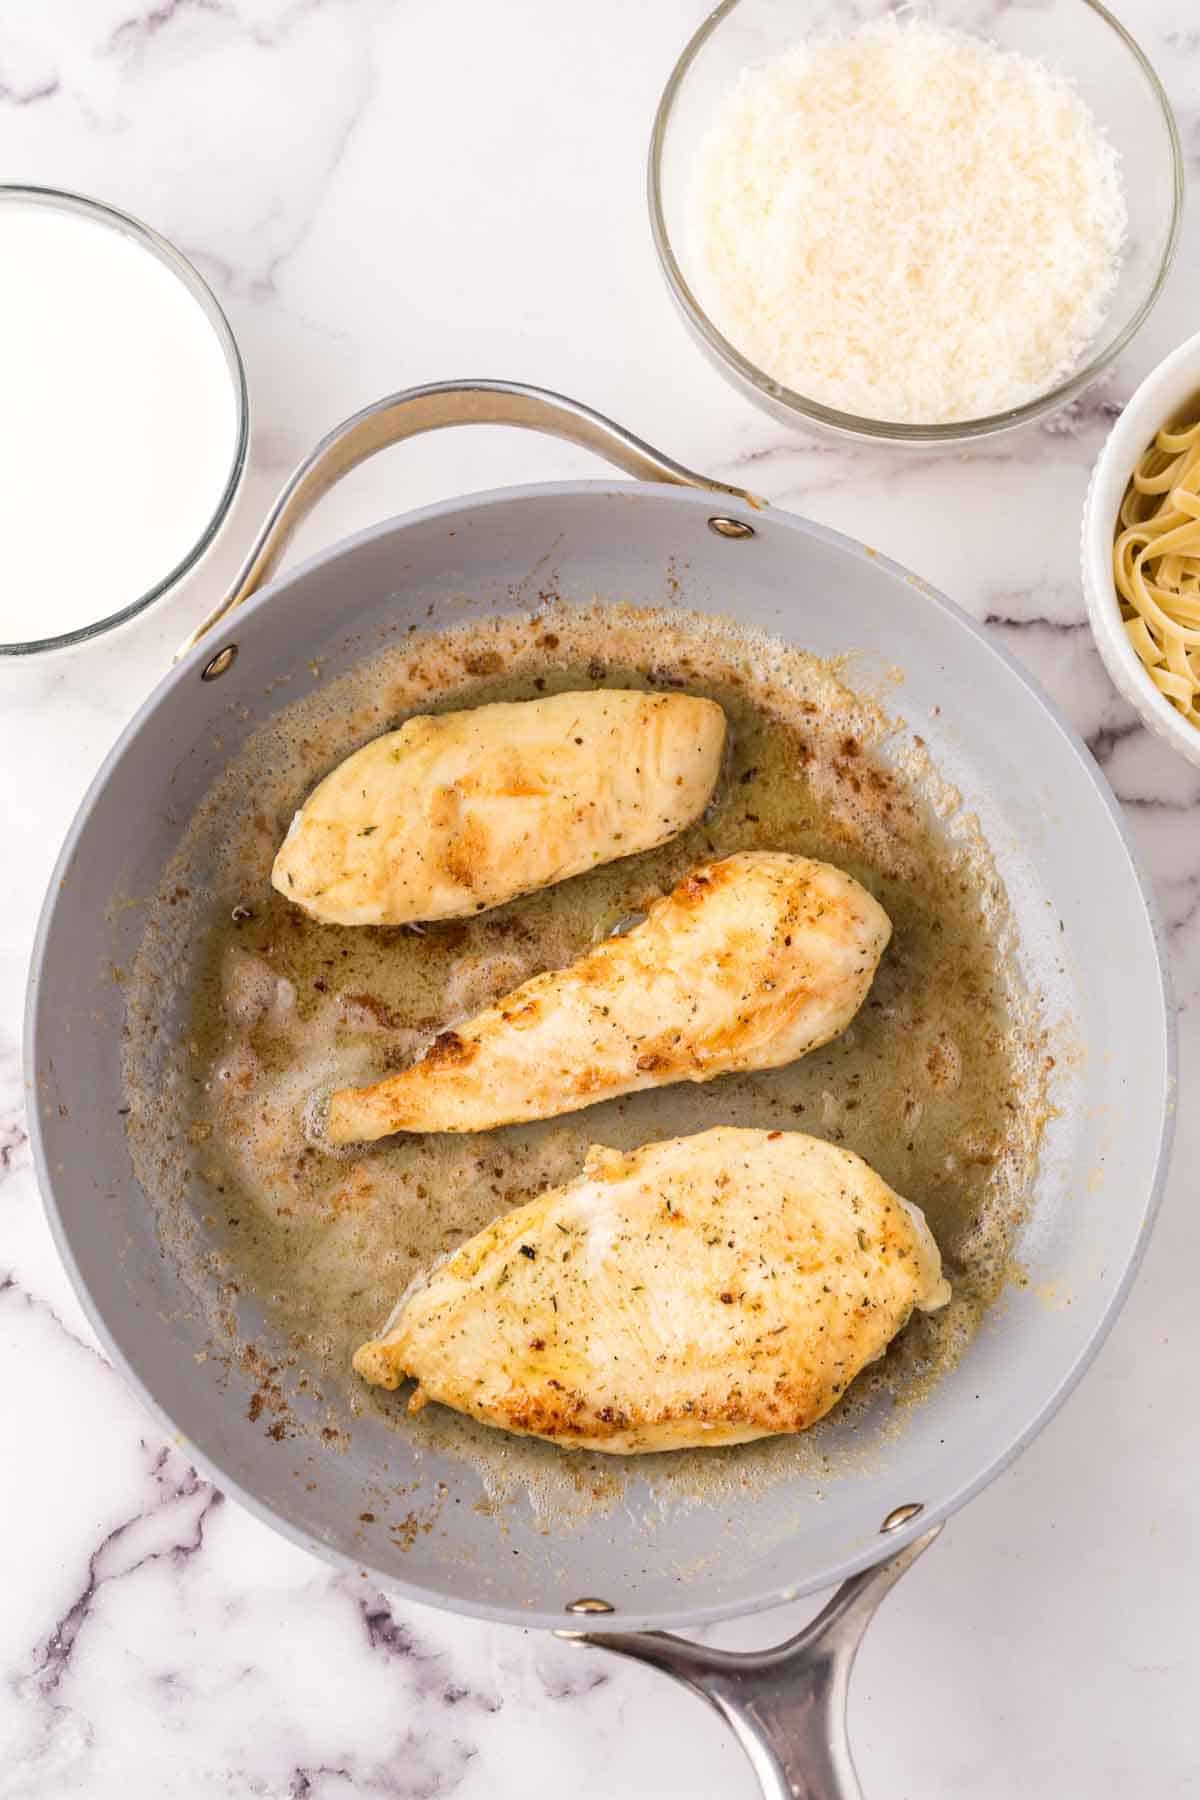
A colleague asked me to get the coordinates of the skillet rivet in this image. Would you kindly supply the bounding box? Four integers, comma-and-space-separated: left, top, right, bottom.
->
201, 644, 238, 681
566, 1596, 615, 1615
708, 515, 755, 540
880, 1502, 924, 1534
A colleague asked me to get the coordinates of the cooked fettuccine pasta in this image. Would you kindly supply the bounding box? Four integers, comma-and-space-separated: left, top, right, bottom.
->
1114, 406, 1200, 725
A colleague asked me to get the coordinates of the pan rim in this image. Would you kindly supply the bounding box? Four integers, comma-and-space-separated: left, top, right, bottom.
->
24, 477, 1177, 1632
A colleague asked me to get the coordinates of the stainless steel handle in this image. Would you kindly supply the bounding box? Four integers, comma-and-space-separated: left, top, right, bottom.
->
559, 1523, 942, 1800
177, 379, 762, 658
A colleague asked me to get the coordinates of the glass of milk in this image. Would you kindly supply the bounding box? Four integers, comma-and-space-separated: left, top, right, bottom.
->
0, 186, 248, 656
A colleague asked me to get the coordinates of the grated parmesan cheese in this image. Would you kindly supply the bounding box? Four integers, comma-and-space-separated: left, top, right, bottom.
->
688, 20, 1127, 424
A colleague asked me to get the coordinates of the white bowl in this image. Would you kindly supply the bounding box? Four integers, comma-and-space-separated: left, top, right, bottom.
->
1082, 329, 1200, 769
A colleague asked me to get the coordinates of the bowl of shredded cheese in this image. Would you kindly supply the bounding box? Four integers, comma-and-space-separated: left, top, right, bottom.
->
1083, 331, 1200, 768
650, 0, 1181, 444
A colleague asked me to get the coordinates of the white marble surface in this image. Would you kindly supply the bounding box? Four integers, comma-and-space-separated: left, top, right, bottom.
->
2, 3, 1199, 1795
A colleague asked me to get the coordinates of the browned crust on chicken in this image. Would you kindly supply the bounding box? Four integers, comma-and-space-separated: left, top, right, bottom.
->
328, 852, 891, 1143
271, 690, 727, 926
353, 1128, 949, 1453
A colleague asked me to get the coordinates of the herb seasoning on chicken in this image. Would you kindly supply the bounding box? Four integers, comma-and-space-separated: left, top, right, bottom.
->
273, 689, 726, 926
328, 852, 891, 1142
354, 1127, 949, 1453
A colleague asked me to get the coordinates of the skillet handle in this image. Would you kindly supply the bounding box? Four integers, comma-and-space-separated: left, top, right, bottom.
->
558, 1522, 942, 1800
176, 379, 762, 658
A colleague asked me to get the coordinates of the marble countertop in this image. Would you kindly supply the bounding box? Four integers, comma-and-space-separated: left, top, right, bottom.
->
2, 3, 1198, 1795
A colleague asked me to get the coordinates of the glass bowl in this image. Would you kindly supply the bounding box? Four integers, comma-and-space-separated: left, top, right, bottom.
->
0, 185, 249, 657
649, 0, 1183, 445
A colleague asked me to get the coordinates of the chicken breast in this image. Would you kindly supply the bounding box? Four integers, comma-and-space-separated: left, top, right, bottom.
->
353, 1127, 950, 1452
272, 689, 726, 926
327, 851, 891, 1144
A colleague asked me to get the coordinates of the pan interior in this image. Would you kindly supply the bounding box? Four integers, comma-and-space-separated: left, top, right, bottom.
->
145, 603, 1041, 1493
30, 484, 1170, 1627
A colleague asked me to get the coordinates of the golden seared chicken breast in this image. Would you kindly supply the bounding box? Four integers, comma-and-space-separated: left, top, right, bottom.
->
272, 689, 726, 926
353, 1127, 949, 1452
327, 851, 891, 1144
